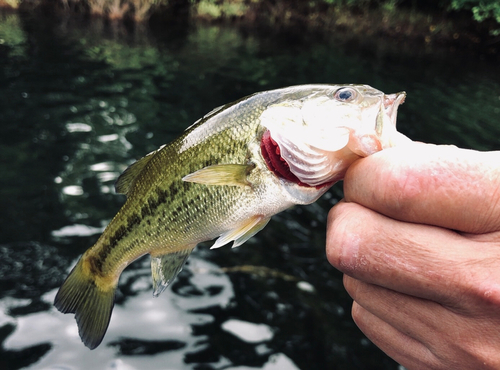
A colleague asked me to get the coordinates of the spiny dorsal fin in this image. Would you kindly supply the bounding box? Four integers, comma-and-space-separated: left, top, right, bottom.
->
182, 164, 253, 187
211, 215, 270, 249
115, 148, 162, 195
150, 247, 195, 297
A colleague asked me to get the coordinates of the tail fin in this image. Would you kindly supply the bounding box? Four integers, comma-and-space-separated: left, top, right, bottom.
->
54, 258, 116, 350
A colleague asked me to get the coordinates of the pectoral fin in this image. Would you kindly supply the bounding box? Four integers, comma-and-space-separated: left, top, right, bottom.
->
211, 215, 270, 250
150, 247, 195, 297
182, 164, 253, 187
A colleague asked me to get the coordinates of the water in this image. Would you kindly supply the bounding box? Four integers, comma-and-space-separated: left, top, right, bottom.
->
1, 11, 499, 370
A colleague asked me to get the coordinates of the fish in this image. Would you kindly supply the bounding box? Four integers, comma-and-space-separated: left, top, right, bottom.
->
54, 84, 407, 349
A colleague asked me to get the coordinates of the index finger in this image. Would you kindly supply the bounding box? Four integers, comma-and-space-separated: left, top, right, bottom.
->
344, 143, 500, 234
326, 201, 481, 304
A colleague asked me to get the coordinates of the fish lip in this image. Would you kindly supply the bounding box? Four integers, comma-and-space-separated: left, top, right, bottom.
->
383, 91, 406, 125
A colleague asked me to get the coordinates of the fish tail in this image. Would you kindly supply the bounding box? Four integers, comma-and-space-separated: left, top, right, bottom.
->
54, 257, 116, 350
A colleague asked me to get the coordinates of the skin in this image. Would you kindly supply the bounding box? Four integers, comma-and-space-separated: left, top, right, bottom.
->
326, 142, 500, 369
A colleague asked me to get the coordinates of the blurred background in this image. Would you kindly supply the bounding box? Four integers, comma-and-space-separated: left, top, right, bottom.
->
0, 1, 499, 369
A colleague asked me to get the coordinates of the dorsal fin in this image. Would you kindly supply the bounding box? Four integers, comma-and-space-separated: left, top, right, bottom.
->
115, 148, 161, 195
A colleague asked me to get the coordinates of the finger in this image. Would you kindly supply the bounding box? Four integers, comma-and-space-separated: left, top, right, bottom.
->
326, 201, 478, 303
346, 277, 500, 369
344, 143, 500, 233
344, 275, 447, 346
350, 301, 438, 370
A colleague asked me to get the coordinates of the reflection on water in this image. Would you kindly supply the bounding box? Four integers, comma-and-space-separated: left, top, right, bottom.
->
0, 10, 499, 370
4, 257, 262, 370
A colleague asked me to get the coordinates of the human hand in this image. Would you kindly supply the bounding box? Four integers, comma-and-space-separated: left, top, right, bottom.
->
326, 142, 500, 369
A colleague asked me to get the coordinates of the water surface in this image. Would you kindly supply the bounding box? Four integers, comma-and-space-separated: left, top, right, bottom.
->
1, 12, 499, 370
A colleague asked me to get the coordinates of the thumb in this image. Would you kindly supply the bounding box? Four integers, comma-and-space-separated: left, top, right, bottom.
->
343, 142, 500, 234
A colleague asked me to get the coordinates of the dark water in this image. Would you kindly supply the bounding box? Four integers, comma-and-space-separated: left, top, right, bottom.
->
1, 11, 499, 370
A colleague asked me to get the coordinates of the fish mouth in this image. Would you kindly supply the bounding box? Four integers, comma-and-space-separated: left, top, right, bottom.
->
383, 91, 406, 126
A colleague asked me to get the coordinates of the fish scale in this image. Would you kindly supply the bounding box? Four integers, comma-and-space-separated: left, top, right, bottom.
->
54, 84, 407, 349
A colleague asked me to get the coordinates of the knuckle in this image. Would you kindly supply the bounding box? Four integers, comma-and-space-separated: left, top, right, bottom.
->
326, 203, 362, 273
467, 279, 500, 308
327, 202, 378, 276
448, 257, 500, 312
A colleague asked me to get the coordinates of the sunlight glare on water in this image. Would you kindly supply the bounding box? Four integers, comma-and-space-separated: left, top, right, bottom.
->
3, 257, 234, 370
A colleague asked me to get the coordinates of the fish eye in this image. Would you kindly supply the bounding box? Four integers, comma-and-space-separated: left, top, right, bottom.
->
334, 87, 357, 102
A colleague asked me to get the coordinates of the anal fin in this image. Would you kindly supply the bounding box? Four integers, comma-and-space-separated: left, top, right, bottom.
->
211, 215, 270, 250
151, 247, 195, 297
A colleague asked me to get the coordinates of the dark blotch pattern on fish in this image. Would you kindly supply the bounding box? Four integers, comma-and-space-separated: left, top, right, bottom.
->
87, 255, 103, 277
97, 185, 180, 269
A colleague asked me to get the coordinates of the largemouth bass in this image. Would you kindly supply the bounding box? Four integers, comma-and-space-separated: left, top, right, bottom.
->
54, 84, 407, 349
